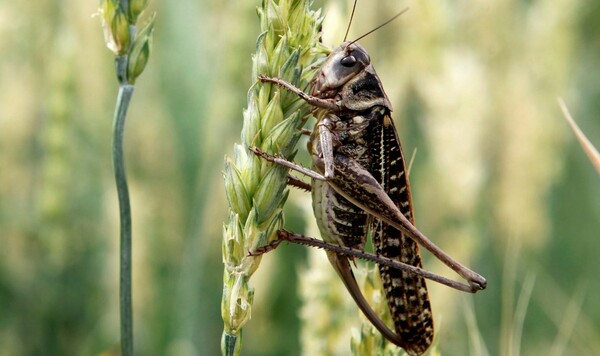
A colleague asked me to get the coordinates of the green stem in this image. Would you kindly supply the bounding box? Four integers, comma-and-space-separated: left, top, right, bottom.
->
223, 331, 240, 356
112, 83, 134, 356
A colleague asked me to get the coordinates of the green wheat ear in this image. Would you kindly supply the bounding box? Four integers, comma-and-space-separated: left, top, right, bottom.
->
97, 1, 155, 355
221, 1, 327, 355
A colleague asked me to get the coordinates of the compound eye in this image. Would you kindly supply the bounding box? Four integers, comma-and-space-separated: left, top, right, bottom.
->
340, 55, 357, 67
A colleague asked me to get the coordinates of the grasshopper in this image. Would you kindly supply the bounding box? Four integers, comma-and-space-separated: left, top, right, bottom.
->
250, 5, 486, 355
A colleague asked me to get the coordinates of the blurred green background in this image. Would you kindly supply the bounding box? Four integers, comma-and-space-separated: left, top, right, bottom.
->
0, 0, 599, 355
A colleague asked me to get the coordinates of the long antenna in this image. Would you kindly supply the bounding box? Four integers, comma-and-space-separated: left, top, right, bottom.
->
343, 0, 358, 42
348, 7, 409, 46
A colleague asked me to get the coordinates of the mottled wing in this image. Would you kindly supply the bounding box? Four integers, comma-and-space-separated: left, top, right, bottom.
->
368, 112, 433, 356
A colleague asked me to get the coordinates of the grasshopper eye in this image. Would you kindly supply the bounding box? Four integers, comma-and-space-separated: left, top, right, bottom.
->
340, 55, 357, 67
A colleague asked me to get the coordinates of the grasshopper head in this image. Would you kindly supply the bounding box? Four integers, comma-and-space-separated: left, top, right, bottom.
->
311, 41, 392, 111
311, 41, 371, 98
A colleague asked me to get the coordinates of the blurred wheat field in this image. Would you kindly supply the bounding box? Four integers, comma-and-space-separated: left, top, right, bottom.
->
0, 1, 599, 355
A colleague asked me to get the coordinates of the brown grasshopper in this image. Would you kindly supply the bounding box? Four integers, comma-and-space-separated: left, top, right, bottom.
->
250, 6, 486, 356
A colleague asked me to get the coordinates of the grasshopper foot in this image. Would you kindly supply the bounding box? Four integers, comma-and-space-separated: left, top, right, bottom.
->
247, 238, 284, 257
257, 74, 276, 83
249, 146, 277, 161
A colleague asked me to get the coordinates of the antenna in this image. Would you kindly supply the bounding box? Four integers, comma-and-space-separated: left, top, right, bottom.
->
343, 0, 358, 42
347, 7, 409, 46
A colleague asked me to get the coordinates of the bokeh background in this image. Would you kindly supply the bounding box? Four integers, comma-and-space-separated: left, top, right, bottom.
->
1, 0, 599, 355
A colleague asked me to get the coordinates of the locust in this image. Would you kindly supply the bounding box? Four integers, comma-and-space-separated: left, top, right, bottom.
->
250, 5, 487, 355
